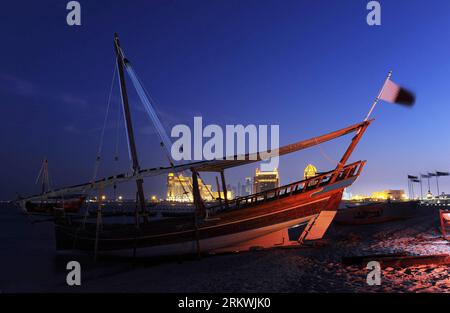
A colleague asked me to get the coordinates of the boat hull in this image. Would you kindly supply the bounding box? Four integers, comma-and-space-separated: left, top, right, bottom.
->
22, 195, 85, 214
54, 176, 354, 257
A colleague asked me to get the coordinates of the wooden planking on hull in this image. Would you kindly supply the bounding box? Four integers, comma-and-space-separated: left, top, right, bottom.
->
54, 175, 352, 254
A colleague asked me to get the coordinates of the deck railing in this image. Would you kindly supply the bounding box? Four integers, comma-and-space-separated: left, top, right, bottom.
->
208, 160, 365, 213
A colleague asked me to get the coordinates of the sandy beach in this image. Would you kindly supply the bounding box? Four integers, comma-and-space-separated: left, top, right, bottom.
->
1, 203, 449, 293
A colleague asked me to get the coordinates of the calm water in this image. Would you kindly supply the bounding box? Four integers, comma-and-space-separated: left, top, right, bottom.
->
0, 203, 135, 292
0, 203, 75, 291
0, 203, 208, 292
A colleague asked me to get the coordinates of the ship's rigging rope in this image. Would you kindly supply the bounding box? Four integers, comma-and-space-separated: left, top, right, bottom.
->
128, 65, 218, 201
80, 62, 117, 228
87, 57, 216, 203
124, 63, 194, 196
114, 93, 122, 164
91, 63, 117, 183
124, 63, 172, 157
81, 62, 120, 229
35, 159, 51, 192
314, 137, 338, 165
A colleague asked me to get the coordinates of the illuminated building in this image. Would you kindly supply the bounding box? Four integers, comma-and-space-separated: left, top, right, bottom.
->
304, 164, 318, 179
370, 189, 407, 201
253, 168, 279, 193
342, 188, 352, 200
166, 173, 192, 202
351, 194, 370, 201
211, 191, 233, 201
166, 173, 228, 202
350, 190, 407, 201
244, 177, 252, 196
231, 185, 238, 198
199, 182, 217, 201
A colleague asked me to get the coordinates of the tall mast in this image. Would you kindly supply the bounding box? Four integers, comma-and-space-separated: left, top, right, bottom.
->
113, 33, 147, 225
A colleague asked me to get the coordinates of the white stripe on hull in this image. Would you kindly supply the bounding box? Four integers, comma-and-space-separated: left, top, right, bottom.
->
60, 214, 318, 258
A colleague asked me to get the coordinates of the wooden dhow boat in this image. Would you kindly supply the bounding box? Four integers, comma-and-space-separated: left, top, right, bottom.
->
19, 34, 382, 258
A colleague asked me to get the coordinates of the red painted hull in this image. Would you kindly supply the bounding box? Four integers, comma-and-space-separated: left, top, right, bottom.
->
54, 174, 358, 256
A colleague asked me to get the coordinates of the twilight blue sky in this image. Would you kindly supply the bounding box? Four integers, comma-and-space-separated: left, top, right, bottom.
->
1, 0, 450, 200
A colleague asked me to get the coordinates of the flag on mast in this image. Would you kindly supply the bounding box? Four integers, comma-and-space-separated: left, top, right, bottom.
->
379, 78, 415, 106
